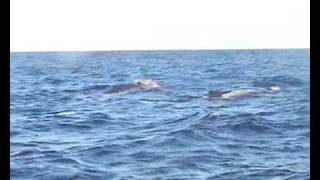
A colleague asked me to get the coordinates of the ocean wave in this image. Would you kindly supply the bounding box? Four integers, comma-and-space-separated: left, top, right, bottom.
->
129, 151, 166, 163
42, 77, 66, 85
82, 84, 111, 91
11, 50, 310, 179
228, 121, 273, 133
154, 137, 189, 148
58, 123, 93, 130
11, 148, 41, 157
218, 113, 276, 134
88, 112, 114, 119
252, 75, 304, 88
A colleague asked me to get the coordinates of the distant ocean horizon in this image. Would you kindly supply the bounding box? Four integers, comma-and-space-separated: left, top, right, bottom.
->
10, 48, 309, 53
11, 49, 309, 179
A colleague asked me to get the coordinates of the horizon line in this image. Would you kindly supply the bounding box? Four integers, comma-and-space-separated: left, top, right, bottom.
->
10, 47, 310, 53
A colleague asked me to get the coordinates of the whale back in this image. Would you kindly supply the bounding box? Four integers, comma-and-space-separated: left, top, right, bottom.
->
208, 90, 231, 98
135, 79, 161, 89
221, 89, 259, 99
105, 84, 138, 94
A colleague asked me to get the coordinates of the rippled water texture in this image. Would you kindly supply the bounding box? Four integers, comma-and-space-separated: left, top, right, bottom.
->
10, 50, 310, 179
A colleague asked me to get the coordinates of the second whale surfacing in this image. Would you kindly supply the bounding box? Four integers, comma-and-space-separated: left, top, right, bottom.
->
208, 86, 281, 100
105, 79, 162, 95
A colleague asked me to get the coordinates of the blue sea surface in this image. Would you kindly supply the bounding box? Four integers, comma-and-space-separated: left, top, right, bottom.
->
10, 50, 310, 179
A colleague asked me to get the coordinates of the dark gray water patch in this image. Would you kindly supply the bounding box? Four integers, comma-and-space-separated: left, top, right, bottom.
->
104, 134, 143, 144
243, 168, 297, 179
280, 173, 310, 180
168, 157, 203, 172
228, 121, 273, 134
30, 123, 52, 132
182, 154, 219, 165
82, 84, 111, 91
10, 141, 40, 149
125, 135, 158, 148
25, 68, 48, 77
252, 75, 304, 88
294, 105, 310, 115
139, 166, 174, 177
92, 147, 123, 159
255, 111, 275, 116
198, 112, 220, 120
245, 144, 269, 151
154, 137, 189, 148
17, 107, 48, 118
216, 69, 245, 79
88, 112, 114, 120
32, 172, 83, 180
300, 131, 309, 138
62, 84, 111, 95
204, 68, 218, 73
29, 140, 76, 146
11, 148, 42, 158
93, 149, 121, 157
10, 130, 21, 137
174, 95, 202, 103
62, 89, 82, 93
109, 73, 130, 80
117, 175, 144, 180
129, 151, 166, 163
79, 144, 127, 157
139, 98, 163, 103
274, 143, 307, 154
220, 143, 244, 150
170, 112, 201, 124
186, 112, 220, 131
212, 114, 278, 136
79, 168, 118, 180
11, 166, 44, 180
48, 157, 82, 166
191, 149, 224, 156
107, 161, 129, 167
58, 94, 75, 102
39, 150, 63, 160
42, 77, 66, 85
89, 119, 108, 125
58, 123, 93, 131
168, 129, 206, 142
206, 170, 243, 180
85, 112, 118, 126
152, 103, 173, 109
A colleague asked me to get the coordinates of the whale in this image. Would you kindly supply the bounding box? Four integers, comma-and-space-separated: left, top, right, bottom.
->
134, 79, 161, 89
208, 86, 281, 100
105, 79, 162, 95
105, 84, 139, 95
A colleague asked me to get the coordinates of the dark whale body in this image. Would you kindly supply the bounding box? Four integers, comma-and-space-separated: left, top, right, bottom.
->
105, 84, 139, 94
208, 90, 232, 98
105, 79, 162, 95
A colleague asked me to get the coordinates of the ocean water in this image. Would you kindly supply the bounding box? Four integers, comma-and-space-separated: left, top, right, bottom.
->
10, 50, 310, 179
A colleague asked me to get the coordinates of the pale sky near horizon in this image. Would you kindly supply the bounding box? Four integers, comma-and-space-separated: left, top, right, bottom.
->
10, 0, 309, 52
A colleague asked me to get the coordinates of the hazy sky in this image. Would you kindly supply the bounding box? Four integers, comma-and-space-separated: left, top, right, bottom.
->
10, 0, 309, 52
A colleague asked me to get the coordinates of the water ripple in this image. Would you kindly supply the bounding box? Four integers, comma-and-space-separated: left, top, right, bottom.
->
10, 50, 310, 179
